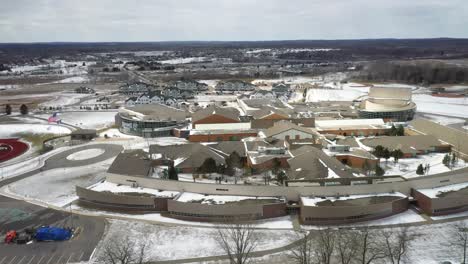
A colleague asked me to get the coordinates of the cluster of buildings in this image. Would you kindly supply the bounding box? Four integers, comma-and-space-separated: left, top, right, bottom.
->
73, 82, 468, 225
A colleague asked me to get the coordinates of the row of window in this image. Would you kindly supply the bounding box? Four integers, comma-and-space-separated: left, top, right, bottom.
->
169, 211, 261, 219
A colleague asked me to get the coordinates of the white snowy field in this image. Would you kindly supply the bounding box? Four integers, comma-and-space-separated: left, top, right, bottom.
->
93, 219, 297, 262
39, 92, 89, 108
422, 114, 466, 125
413, 94, 468, 118
0, 123, 71, 137
159, 57, 208, 64
37, 111, 118, 129
53, 76, 89, 84
3, 158, 114, 207
66, 148, 105, 161
380, 153, 467, 178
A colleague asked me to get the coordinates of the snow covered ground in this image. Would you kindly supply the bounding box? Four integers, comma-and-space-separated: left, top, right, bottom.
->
93, 219, 297, 262
53, 76, 89, 83
3, 158, 114, 207
36, 111, 118, 129
0, 124, 71, 137
159, 57, 208, 64
39, 93, 89, 108
413, 94, 468, 118
381, 153, 467, 178
66, 148, 105, 161
421, 114, 466, 125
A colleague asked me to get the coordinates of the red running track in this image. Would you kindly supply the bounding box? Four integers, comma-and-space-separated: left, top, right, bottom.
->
0, 138, 29, 163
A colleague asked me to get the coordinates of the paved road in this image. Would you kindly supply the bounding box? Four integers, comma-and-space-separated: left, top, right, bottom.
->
0, 143, 122, 264
0, 144, 122, 187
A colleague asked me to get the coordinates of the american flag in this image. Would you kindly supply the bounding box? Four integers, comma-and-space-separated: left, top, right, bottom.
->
48, 112, 61, 123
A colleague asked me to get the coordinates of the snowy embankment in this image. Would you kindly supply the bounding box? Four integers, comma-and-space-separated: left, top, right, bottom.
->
0, 124, 71, 138
93, 219, 297, 262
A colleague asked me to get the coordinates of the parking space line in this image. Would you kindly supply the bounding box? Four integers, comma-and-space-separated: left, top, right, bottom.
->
77, 252, 84, 262
65, 253, 73, 264
16, 256, 26, 264
25, 256, 35, 264
45, 254, 55, 264
6, 256, 16, 264
36, 256, 45, 264
0, 256, 7, 264
55, 254, 64, 264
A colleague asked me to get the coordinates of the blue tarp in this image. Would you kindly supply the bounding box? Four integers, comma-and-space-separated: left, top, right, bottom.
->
35, 227, 72, 241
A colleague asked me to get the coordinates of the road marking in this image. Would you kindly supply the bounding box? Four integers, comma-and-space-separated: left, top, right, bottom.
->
45, 254, 55, 264
55, 254, 64, 264
65, 253, 73, 264
36, 256, 45, 264
25, 256, 36, 264
0, 256, 7, 264
6, 256, 16, 264
77, 252, 84, 262
16, 256, 26, 264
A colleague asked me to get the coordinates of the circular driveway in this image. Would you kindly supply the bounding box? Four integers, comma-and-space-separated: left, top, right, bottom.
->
45, 143, 123, 169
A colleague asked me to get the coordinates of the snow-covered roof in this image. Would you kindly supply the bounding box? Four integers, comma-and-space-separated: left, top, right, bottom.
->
90, 181, 179, 198
300, 192, 407, 206
176, 192, 281, 205
416, 182, 468, 198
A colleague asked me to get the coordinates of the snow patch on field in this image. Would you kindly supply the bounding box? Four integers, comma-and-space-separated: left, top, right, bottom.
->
94, 219, 296, 261
39, 93, 89, 107
37, 111, 118, 129
54, 76, 89, 83
0, 124, 71, 137
422, 114, 466, 125
66, 148, 105, 161
413, 94, 468, 118
382, 153, 467, 178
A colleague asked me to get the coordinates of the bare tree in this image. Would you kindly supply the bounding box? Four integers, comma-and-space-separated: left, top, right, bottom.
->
98, 235, 148, 264
356, 228, 386, 264
382, 227, 417, 264
287, 231, 314, 264
336, 229, 360, 264
449, 222, 468, 264
216, 220, 259, 264
313, 228, 336, 264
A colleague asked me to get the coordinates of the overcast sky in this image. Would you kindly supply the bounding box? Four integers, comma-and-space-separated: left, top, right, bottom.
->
1, 0, 467, 42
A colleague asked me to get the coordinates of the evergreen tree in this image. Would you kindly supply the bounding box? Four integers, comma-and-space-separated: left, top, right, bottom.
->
276, 170, 287, 185
443, 154, 451, 168
168, 166, 178, 181
382, 148, 391, 163
392, 149, 404, 163
416, 164, 425, 175
451, 153, 458, 168
199, 158, 217, 174
373, 145, 385, 160
396, 125, 405, 136
271, 158, 282, 176
389, 124, 397, 136
20, 104, 28, 115
375, 165, 385, 177
5, 104, 12, 115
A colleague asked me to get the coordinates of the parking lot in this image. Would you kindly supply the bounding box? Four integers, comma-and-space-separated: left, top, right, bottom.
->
0, 196, 105, 264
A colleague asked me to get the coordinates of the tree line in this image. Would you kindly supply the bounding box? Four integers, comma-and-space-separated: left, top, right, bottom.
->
359, 61, 468, 85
